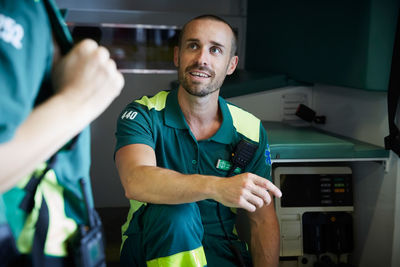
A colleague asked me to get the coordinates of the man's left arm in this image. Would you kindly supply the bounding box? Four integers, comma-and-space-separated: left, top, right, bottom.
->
246, 193, 280, 267
239, 121, 279, 266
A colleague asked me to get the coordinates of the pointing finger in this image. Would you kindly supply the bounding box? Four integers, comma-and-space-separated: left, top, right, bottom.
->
253, 176, 282, 198
245, 190, 265, 209
238, 196, 256, 212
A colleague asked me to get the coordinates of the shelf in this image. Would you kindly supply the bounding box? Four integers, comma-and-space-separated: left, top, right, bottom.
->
263, 121, 389, 162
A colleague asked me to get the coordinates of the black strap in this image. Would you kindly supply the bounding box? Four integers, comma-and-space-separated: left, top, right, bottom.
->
32, 197, 49, 267
385, 8, 400, 156
16, 156, 55, 267
19, 167, 51, 213
217, 139, 259, 267
19, 155, 56, 214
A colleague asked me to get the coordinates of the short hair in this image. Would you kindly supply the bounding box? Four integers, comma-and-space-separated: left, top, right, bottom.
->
177, 14, 238, 57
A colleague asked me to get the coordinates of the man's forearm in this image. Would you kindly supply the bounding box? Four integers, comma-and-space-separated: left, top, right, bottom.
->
248, 202, 280, 267
118, 164, 218, 204
250, 224, 280, 267
116, 144, 282, 210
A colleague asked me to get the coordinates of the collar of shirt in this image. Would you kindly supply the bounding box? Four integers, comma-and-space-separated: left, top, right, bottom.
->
164, 89, 235, 144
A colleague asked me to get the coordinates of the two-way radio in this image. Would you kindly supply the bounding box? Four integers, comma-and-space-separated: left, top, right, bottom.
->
227, 139, 259, 177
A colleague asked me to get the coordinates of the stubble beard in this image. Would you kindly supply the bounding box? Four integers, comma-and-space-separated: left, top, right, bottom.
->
178, 64, 226, 97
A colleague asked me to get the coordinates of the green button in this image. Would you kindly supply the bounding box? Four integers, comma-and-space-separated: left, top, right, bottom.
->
192, 160, 197, 164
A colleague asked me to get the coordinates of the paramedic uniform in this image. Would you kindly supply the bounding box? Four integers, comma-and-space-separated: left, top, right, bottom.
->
115, 89, 272, 267
0, 0, 94, 265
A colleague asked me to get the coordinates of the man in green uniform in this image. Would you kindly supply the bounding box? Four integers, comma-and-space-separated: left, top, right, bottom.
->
115, 15, 282, 267
0, 0, 124, 265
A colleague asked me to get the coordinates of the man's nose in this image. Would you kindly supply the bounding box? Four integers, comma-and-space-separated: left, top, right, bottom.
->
194, 48, 209, 66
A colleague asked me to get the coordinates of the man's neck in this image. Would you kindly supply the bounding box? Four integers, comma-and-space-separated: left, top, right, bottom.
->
177, 87, 222, 140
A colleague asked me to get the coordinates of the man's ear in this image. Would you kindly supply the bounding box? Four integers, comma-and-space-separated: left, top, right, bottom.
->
226, 56, 239, 75
174, 46, 179, 67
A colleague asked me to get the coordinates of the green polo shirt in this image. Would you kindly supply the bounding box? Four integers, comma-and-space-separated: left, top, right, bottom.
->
115, 89, 272, 237
116, 89, 271, 178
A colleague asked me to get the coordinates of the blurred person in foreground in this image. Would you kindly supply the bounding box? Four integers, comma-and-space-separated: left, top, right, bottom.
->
0, 0, 124, 265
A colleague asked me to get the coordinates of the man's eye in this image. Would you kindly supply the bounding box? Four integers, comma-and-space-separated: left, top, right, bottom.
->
188, 43, 198, 49
210, 47, 222, 54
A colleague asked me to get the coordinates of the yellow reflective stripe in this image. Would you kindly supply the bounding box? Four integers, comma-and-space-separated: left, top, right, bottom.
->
41, 170, 76, 256
16, 192, 42, 254
16, 163, 48, 253
135, 91, 169, 111
121, 199, 146, 250
147, 246, 207, 267
16, 169, 77, 256
227, 104, 260, 143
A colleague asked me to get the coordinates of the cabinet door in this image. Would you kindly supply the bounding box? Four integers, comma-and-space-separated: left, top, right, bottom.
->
246, 0, 399, 91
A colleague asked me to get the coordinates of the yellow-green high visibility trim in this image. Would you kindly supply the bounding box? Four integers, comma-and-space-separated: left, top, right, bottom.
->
146, 246, 207, 267
41, 170, 77, 256
17, 168, 77, 257
121, 200, 146, 250
15, 163, 47, 254
135, 91, 169, 111
227, 104, 260, 143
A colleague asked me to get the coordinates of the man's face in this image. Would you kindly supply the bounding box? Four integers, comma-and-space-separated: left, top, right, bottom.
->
174, 19, 238, 97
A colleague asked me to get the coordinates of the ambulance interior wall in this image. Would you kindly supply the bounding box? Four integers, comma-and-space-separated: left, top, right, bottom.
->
312, 86, 399, 267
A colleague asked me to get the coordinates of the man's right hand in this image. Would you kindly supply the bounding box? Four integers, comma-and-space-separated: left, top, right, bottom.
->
212, 173, 282, 212
116, 144, 281, 211
52, 39, 124, 116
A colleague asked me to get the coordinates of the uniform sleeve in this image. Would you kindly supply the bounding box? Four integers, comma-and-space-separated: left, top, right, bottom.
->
0, 45, 32, 144
114, 101, 156, 154
245, 123, 272, 181
0, 3, 53, 143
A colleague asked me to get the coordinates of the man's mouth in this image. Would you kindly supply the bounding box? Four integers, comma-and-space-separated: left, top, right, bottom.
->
189, 71, 211, 78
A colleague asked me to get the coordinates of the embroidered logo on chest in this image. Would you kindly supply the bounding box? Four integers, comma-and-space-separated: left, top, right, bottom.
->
0, 14, 24, 50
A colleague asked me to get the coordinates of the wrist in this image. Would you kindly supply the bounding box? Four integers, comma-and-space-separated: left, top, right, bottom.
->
50, 90, 95, 129
201, 175, 220, 201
